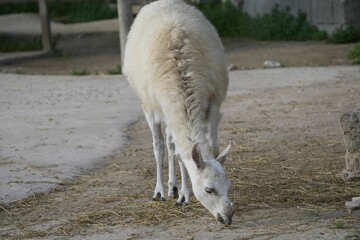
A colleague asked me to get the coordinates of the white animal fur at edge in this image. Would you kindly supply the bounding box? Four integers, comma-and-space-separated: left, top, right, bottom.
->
123, 0, 233, 225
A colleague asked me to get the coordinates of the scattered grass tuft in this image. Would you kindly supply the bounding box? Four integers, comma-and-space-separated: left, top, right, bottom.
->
71, 69, 90, 76
0, 34, 60, 53
0, 0, 117, 24
196, 2, 327, 40
328, 26, 360, 44
107, 64, 122, 75
0, 2, 37, 15
348, 43, 360, 64
0, 34, 42, 52
332, 220, 349, 230
49, 0, 117, 24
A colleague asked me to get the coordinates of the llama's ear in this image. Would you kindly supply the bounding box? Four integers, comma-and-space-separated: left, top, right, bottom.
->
192, 143, 205, 169
216, 142, 232, 165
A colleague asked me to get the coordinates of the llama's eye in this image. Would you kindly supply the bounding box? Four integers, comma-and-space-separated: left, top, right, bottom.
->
205, 187, 214, 194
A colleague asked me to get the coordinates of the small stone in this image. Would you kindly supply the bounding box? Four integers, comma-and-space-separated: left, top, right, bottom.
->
263, 60, 282, 69
227, 64, 238, 71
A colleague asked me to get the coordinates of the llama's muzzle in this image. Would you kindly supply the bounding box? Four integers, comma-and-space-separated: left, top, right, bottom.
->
216, 210, 233, 225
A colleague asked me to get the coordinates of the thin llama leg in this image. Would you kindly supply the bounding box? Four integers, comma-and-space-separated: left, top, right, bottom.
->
208, 102, 221, 158
144, 112, 166, 201
166, 127, 179, 198
175, 158, 190, 206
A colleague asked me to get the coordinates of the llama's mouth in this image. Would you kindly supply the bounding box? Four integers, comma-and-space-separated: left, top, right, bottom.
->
216, 212, 232, 225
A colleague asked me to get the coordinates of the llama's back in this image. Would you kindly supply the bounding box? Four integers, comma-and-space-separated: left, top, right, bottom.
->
124, 0, 229, 144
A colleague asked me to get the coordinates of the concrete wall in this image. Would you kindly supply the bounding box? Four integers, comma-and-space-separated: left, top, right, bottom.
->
243, 0, 360, 33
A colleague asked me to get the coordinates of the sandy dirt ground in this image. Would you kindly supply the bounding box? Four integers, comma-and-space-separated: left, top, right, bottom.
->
0, 74, 142, 204
1, 67, 360, 239
1, 14, 360, 239
0, 67, 360, 240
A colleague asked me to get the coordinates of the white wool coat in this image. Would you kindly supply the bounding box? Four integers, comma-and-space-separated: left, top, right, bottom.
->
123, 0, 229, 158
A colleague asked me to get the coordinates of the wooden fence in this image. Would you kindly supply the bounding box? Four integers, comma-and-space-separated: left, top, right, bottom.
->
0, 0, 52, 53
243, 0, 360, 33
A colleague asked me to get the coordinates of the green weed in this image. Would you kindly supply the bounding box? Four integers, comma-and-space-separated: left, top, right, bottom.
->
348, 43, 360, 64
332, 221, 348, 230
107, 65, 122, 75
0, 34, 42, 52
328, 26, 360, 44
0, 0, 117, 24
71, 69, 90, 76
0, 2, 37, 15
49, 0, 117, 24
0, 34, 60, 53
196, 2, 327, 40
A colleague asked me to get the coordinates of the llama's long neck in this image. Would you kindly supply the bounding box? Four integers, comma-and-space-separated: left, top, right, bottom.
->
172, 135, 200, 181
164, 109, 211, 181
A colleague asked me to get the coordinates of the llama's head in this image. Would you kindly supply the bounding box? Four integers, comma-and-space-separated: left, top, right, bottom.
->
191, 143, 233, 225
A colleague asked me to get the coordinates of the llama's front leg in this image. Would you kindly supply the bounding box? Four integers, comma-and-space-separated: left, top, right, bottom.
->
145, 112, 166, 201
175, 159, 190, 206
166, 128, 178, 198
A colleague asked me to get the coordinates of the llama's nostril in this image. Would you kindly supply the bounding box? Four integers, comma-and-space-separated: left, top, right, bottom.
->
226, 214, 232, 225
217, 212, 232, 225
216, 213, 225, 224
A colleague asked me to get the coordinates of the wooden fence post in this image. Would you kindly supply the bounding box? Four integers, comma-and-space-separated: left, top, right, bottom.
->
38, 0, 52, 53
117, 0, 133, 68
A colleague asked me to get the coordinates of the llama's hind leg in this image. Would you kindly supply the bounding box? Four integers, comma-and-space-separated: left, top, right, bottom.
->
144, 112, 166, 201
166, 128, 178, 198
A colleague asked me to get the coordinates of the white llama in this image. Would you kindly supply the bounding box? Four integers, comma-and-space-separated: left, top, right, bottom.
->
123, 0, 233, 225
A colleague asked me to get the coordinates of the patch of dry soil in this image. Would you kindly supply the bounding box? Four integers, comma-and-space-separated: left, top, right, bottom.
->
1, 75, 360, 239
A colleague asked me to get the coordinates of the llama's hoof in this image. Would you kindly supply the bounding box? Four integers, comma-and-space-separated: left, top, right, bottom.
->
174, 201, 188, 207
152, 197, 166, 201
168, 186, 179, 198
152, 192, 166, 201
175, 195, 188, 206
